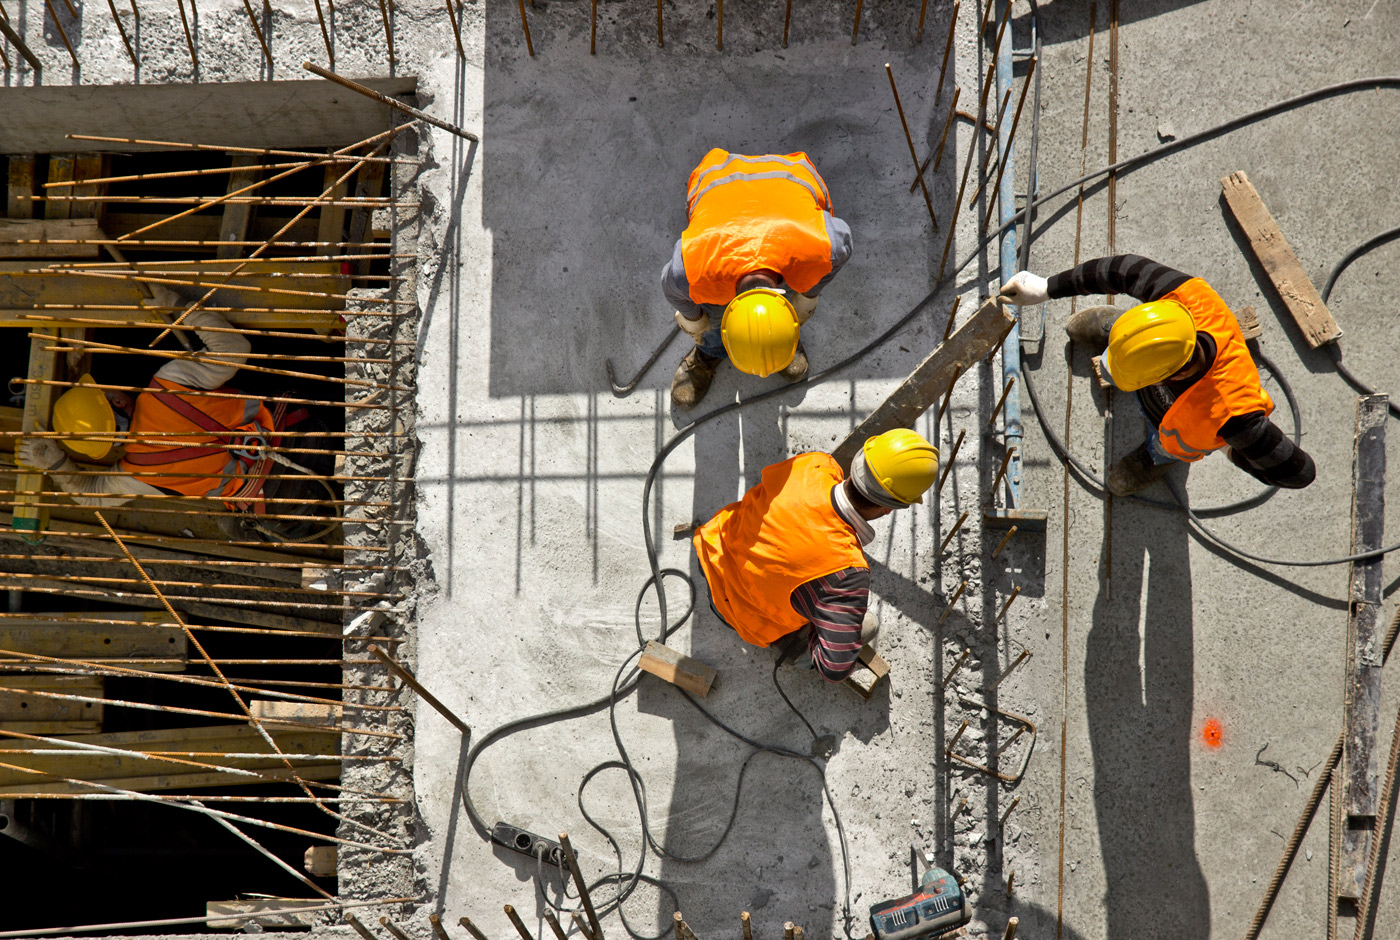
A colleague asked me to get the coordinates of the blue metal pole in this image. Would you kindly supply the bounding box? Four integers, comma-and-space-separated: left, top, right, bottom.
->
995, 2, 1022, 510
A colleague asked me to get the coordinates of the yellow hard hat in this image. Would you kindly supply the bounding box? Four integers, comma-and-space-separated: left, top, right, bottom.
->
52, 374, 116, 460
1102, 299, 1197, 391
862, 428, 940, 505
720, 288, 800, 377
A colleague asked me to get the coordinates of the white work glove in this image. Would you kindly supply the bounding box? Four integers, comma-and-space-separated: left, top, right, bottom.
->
998, 271, 1049, 306
144, 284, 186, 310
674, 309, 712, 343
791, 291, 819, 325
17, 437, 68, 472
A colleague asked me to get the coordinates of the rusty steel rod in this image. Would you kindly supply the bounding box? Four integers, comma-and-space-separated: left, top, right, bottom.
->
937, 366, 963, 424
201, 803, 338, 900
430, 915, 453, 940
505, 907, 535, 940
346, 916, 381, 940
782, 0, 791, 46
782, 924, 794, 940
590, 0, 597, 53
42, 0, 79, 66
303, 64, 484, 146
911, 87, 962, 193
938, 510, 969, 554
14, 793, 402, 802
942, 294, 963, 341
988, 648, 1030, 691
941, 648, 971, 690
981, 57, 1039, 232
105, 0, 139, 66
312, 0, 334, 66
459, 917, 491, 940
933, 0, 959, 89
560, 832, 604, 940
988, 377, 1016, 428
886, 63, 939, 234
570, 914, 595, 940
0, 4, 44, 72
993, 585, 1022, 624
367, 643, 470, 734
541, 913, 568, 940
936, 429, 965, 491
991, 525, 1018, 559
850, 0, 862, 44
938, 60, 999, 277
443, 0, 465, 58
937, 580, 968, 626
375, 0, 395, 71
382, 918, 413, 940
946, 719, 969, 755
991, 447, 1017, 494
66, 134, 404, 165
16, 378, 394, 411
716, 0, 722, 49
173, 0, 197, 68
962, 88, 1012, 209
741, 913, 752, 940
240, 0, 274, 67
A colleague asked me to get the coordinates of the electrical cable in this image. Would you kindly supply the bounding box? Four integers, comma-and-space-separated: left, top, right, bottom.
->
1319, 224, 1400, 420
459, 74, 1400, 937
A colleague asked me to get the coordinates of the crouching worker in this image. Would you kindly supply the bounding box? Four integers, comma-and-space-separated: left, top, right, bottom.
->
16, 309, 332, 542
692, 429, 938, 682
999, 254, 1316, 496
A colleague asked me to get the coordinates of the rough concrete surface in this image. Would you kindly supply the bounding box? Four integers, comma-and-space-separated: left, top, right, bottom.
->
6, 0, 1400, 937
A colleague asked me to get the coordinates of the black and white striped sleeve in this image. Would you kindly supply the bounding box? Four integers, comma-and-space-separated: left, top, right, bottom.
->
1046, 255, 1192, 304
1220, 411, 1316, 489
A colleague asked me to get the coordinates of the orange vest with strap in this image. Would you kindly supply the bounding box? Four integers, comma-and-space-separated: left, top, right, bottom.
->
120, 379, 277, 502
1155, 278, 1274, 461
680, 149, 836, 306
693, 453, 869, 648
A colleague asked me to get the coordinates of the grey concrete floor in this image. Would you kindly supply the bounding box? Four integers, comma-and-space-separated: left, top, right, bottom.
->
6, 0, 1400, 936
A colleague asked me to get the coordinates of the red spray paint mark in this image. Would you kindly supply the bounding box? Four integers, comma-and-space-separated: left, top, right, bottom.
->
1202, 718, 1223, 749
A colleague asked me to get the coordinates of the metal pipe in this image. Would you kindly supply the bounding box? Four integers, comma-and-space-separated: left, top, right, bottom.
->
994, 0, 1024, 511
368, 643, 470, 735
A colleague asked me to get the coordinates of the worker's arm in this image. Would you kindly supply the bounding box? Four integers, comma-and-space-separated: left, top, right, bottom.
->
790, 567, 870, 682
1046, 254, 1192, 303
800, 215, 854, 299
154, 309, 251, 390
15, 438, 163, 507
661, 239, 706, 320
1219, 412, 1317, 488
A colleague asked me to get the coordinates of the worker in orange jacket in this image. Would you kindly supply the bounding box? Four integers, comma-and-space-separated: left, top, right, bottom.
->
661, 149, 853, 410
17, 309, 326, 539
999, 255, 1315, 495
693, 429, 937, 682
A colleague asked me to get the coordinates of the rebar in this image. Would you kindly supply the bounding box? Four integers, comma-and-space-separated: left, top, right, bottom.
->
513, 0, 534, 55
382, 918, 412, 940
940, 648, 970, 690
782, 0, 791, 46
938, 61, 999, 278
782, 924, 793, 940
42, 0, 79, 66
988, 377, 1016, 428
991, 447, 1017, 493
656, 0, 662, 45
850, 0, 862, 43
16, 377, 392, 412
590, 0, 597, 53
988, 648, 1029, 691
933, 0, 959, 88
105, 0, 139, 66
741, 913, 752, 940
375, 0, 395, 70
443, 0, 465, 58
981, 57, 1039, 232
240, 0, 274, 68
910, 86, 961, 194
937, 580, 968, 626
560, 832, 604, 940
430, 915, 454, 940
993, 585, 1021, 624
942, 293, 962, 340
991, 525, 1017, 559
347, 916, 381, 940
201, 800, 337, 899
945, 720, 969, 755
936, 366, 963, 424
368, 642, 470, 734
936, 429, 965, 492
66, 134, 405, 165
543, 912, 569, 940
962, 89, 1012, 210
175, 0, 198, 69
886, 64, 939, 234
716, 0, 722, 49
312, 0, 334, 66
0, 898, 417, 939
0, 5, 44, 72
459, 917, 491, 940
938, 510, 969, 554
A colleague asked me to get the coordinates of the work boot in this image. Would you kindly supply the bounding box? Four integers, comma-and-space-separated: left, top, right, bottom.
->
1065, 305, 1125, 353
1106, 441, 1173, 496
777, 342, 809, 383
671, 347, 721, 410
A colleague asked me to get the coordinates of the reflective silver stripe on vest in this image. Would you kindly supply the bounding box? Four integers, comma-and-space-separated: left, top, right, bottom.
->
690, 152, 826, 196
240, 396, 260, 425
688, 170, 827, 218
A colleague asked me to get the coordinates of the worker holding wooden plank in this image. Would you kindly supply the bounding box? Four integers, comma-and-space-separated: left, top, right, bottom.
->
999, 255, 1316, 496
692, 429, 937, 682
16, 308, 332, 541
662, 149, 853, 410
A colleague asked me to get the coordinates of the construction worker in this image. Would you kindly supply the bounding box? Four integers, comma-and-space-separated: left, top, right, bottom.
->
16, 309, 328, 539
693, 429, 938, 682
999, 254, 1316, 495
662, 148, 853, 410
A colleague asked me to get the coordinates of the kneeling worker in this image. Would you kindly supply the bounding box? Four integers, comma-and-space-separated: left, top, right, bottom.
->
999, 254, 1316, 496
692, 429, 938, 682
661, 148, 853, 410
17, 309, 305, 533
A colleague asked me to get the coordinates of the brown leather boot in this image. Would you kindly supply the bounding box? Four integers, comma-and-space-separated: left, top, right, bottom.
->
1065, 305, 1125, 353
777, 341, 809, 383
671, 348, 721, 410
1106, 441, 1173, 496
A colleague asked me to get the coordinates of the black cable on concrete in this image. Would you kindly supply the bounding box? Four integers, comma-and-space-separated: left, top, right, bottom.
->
1319, 225, 1400, 420
460, 75, 1400, 937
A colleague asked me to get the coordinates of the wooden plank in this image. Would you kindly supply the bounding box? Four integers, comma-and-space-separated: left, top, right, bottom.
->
13, 328, 58, 540
100, 210, 320, 248
43, 156, 75, 221
346, 158, 387, 276
0, 260, 352, 312
316, 162, 350, 255
0, 219, 103, 258
216, 156, 262, 260
831, 297, 1016, 472
637, 640, 717, 697
69, 154, 108, 222
208, 899, 324, 929
304, 845, 337, 877
842, 645, 890, 701
0, 675, 103, 729
1339, 392, 1388, 898
1220, 171, 1342, 348
0, 724, 341, 794
0, 612, 187, 671
250, 699, 343, 724
1234, 304, 1262, 340
7, 156, 37, 219
1, 78, 417, 154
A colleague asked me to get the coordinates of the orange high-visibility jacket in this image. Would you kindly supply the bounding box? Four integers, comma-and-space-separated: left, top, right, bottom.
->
121, 379, 276, 499
1155, 278, 1274, 461
680, 149, 838, 306
693, 453, 868, 648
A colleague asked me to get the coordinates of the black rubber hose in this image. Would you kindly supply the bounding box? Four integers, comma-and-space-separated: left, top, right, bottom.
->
1320, 224, 1400, 420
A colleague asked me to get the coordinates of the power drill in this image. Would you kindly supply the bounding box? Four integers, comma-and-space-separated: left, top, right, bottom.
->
868, 851, 971, 940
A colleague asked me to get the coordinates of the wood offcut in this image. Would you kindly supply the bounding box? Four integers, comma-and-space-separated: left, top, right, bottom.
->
638, 640, 717, 697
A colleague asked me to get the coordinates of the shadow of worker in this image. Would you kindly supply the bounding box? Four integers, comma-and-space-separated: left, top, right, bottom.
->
639, 404, 839, 926
1085, 488, 1209, 936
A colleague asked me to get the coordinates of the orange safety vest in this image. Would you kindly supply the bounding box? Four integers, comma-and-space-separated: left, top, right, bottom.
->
1155, 278, 1274, 461
680, 149, 837, 306
121, 378, 277, 503
693, 453, 869, 648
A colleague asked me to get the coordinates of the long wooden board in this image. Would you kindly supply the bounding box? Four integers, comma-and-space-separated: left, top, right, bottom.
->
0, 219, 103, 259
207, 900, 326, 929
637, 641, 717, 697
0, 724, 341, 794
831, 297, 1015, 471
13, 327, 58, 539
0, 611, 187, 671
1220, 171, 1342, 348
0, 674, 103, 732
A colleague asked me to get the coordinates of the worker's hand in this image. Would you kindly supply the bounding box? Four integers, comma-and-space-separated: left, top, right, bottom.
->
674, 310, 712, 343
998, 271, 1048, 306
17, 437, 67, 472
144, 285, 186, 310
791, 291, 819, 325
